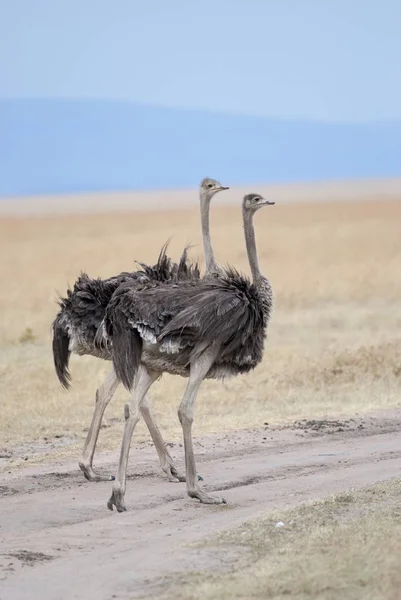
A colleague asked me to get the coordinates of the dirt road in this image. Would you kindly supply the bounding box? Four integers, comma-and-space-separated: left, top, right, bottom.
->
1, 411, 400, 600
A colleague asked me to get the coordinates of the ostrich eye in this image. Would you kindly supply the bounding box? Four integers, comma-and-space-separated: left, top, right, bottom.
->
207, 183, 214, 189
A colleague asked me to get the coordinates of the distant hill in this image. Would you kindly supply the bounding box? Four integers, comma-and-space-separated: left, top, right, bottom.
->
1, 99, 400, 197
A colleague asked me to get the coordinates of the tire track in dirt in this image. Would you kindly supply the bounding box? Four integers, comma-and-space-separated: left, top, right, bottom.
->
0, 410, 400, 600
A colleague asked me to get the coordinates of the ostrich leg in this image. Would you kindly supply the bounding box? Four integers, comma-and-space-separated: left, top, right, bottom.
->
140, 394, 186, 482
178, 346, 226, 505
108, 366, 160, 512
79, 368, 184, 483
79, 369, 119, 482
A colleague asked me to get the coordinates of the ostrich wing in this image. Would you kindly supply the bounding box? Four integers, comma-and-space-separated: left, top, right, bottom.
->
158, 269, 265, 360
108, 268, 265, 359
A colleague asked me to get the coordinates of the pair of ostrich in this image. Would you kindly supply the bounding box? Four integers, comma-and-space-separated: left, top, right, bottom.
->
53, 179, 274, 510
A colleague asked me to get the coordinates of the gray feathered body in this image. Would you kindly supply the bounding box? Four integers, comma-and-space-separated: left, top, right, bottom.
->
105, 267, 273, 390
52, 246, 200, 388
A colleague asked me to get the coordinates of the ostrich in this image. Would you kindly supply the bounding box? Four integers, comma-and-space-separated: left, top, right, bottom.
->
105, 193, 275, 511
52, 178, 228, 482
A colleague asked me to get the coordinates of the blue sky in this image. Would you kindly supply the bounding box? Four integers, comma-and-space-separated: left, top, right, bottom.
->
1, 0, 401, 122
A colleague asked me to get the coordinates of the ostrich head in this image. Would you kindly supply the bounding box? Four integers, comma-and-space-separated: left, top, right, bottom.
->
200, 177, 229, 200
243, 193, 275, 213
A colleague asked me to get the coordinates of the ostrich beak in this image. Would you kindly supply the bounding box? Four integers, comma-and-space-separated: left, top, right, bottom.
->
219, 186, 230, 191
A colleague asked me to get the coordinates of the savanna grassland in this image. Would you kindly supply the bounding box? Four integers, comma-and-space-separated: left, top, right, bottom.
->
1, 196, 401, 465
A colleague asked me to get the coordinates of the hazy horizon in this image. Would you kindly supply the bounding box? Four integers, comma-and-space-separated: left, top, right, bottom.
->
2, 1, 400, 197
2, 98, 401, 197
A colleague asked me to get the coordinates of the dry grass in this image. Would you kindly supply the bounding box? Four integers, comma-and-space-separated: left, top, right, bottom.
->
1, 197, 401, 461
155, 479, 401, 600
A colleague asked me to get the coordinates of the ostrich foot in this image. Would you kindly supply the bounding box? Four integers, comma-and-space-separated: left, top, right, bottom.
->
165, 464, 204, 483
79, 461, 115, 482
107, 486, 127, 512
188, 488, 227, 505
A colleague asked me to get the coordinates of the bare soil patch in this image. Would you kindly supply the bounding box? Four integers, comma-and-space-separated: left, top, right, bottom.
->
0, 410, 401, 599
161, 479, 401, 600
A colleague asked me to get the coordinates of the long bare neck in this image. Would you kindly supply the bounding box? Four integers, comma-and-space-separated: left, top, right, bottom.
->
243, 207, 262, 283
200, 191, 217, 274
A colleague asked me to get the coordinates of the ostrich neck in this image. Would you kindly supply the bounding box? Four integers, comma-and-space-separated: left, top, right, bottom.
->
243, 208, 262, 283
200, 193, 216, 274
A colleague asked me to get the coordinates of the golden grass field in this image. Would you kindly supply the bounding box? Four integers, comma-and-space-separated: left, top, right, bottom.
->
1, 195, 401, 465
